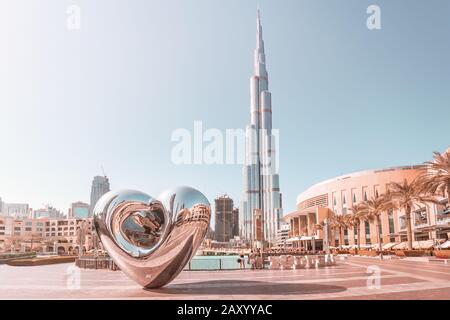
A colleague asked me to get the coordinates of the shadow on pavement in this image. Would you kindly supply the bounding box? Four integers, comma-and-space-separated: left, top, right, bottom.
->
147, 280, 346, 295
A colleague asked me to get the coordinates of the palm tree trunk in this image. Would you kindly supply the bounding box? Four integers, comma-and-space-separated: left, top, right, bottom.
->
405, 206, 413, 251
357, 222, 361, 251
339, 226, 344, 250
377, 216, 383, 259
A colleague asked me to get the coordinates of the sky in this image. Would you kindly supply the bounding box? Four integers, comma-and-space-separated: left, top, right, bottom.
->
0, 0, 449, 223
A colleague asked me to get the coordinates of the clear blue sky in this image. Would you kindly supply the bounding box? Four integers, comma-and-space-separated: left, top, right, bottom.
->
1, 0, 449, 221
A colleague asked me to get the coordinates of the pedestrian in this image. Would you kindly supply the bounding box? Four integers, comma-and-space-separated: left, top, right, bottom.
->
248, 250, 256, 270
239, 253, 245, 269
256, 248, 263, 269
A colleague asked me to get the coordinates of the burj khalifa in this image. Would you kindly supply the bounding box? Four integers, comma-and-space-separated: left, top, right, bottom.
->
240, 10, 283, 246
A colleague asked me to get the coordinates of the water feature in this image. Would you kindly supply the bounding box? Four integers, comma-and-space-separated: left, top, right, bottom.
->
186, 255, 248, 270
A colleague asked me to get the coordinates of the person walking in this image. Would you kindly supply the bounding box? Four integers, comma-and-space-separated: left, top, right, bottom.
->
257, 248, 264, 269
248, 250, 256, 270
239, 253, 245, 269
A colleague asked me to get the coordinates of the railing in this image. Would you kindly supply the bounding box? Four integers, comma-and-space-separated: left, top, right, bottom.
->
414, 222, 430, 229
415, 219, 428, 226
436, 215, 450, 225
0, 252, 35, 259
75, 256, 119, 270
184, 257, 248, 271
0, 252, 36, 264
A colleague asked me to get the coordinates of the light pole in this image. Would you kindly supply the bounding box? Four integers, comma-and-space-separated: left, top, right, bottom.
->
324, 218, 330, 254
78, 221, 85, 259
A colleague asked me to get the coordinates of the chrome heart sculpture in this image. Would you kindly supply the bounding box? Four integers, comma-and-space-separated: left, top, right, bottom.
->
93, 186, 211, 288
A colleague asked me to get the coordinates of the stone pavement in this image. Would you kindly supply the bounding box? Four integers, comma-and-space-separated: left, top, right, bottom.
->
0, 256, 448, 299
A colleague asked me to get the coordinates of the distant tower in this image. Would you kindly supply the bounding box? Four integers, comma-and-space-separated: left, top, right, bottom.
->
71, 201, 90, 218
240, 9, 283, 246
214, 195, 234, 242
232, 208, 239, 238
90, 175, 110, 216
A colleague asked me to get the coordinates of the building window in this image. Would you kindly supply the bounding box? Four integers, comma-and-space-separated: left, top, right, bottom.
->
399, 216, 406, 230
415, 209, 427, 226
388, 210, 395, 234
25, 227, 32, 232
365, 221, 370, 238
344, 229, 349, 245
353, 193, 357, 203
364, 191, 368, 201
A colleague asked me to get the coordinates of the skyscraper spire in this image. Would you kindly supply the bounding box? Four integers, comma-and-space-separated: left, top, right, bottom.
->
255, 8, 266, 70
241, 9, 283, 247
257, 7, 261, 29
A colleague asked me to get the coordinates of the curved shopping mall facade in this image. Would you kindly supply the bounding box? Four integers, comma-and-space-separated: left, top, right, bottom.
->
284, 165, 450, 250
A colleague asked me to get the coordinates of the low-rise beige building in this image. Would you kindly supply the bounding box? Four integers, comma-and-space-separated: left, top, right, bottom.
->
284, 165, 450, 250
0, 217, 96, 254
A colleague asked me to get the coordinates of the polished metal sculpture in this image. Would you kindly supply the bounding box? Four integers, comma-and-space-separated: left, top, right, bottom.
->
93, 186, 211, 288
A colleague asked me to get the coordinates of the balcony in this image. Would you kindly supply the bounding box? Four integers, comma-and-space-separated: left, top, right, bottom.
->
414, 217, 429, 229
436, 215, 450, 226
436, 206, 449, 224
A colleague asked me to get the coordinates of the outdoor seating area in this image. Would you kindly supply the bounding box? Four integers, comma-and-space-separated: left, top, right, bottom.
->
392, 240, 438, 250
329, 239, 448, 252
439, 240, 450, 249
267, 254, 336, 270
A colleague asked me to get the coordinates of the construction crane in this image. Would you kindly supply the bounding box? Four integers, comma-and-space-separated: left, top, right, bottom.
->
101, 165, 107, 178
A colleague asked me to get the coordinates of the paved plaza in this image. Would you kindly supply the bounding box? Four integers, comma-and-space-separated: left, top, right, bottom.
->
0, 257, 449, 299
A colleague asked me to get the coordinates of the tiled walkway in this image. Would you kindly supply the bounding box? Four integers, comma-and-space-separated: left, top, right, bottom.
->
0, 256, 448, 299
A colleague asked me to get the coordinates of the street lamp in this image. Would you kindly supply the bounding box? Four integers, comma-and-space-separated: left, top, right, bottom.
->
324, 218, 330, 254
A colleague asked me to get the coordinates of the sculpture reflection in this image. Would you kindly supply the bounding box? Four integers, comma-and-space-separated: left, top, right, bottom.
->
94, 186, 211, 288
120, 205, 164, 249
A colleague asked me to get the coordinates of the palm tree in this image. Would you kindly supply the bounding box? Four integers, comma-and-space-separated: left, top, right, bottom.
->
359, 195, 391, 257
330, 214, 348, 250
314, 221, 324, 250
348, 203, 365, 251
314, 219, 330, 253
387, 179, 441, 250
418, 150, 450, 200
